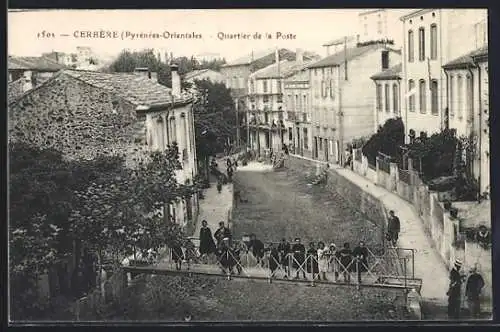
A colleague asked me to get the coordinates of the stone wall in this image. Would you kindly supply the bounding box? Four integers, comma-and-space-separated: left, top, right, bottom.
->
8, 73, 146, 165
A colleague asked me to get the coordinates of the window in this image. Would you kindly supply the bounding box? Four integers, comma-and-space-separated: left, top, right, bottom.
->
263, 80, 268, 93
408, 80, 415, 112
250, 80, 255, 93
408, 30, 414, 62
385, 84, 390, 112
466, 75, 472, 121
377, 21, 383, 34
303, 95, 307, 111
321, 80, 326, 98
263, 95, 269, 103
418, 28, 425, 61
303, 128, 309, 149
181, 113, 189, 160
170, 116, 177, 143
329, 79, 335, 99
393, 83, 399, 114
382, 51, 389, 70
295, 95, 299, 110
431, 80, 438, 115
376, 84, 383, 112
449, 75, 455, 117
287, 94, 292, 109
419, 79, 426, 113
364, 24, 368, 36
430, 24, 437, 60
457, 75, 463, 119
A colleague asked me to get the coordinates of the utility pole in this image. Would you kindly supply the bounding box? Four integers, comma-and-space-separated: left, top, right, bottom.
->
276, 47, 282, 151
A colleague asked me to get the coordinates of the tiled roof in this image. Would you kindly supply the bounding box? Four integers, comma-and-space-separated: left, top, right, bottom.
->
442, 46, 488, 69
8, 56, 67, 71
308, 43, 393, 69
64, 70, 187, 107
250, 60, 313, 79
370, 63, 402, 80
184, 69, 211, 80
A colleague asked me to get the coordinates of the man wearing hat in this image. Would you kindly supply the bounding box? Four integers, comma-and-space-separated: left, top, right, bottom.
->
447, 259, 465, 319
465, 265, 485, 318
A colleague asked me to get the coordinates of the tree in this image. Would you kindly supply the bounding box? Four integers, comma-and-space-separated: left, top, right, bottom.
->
9, 142, 197, 320
362, 118, 405, 166
190, 79, 237, 180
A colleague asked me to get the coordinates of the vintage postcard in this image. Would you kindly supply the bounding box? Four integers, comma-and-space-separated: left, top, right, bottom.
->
7, 8, 492, 323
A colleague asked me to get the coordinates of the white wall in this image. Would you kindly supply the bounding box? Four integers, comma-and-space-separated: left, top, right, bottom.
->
342, 49, 401, 142
401, 9, 488, 141
373, 78, 402, 130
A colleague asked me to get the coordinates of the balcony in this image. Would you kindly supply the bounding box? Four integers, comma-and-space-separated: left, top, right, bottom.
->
287, 111, 297, 122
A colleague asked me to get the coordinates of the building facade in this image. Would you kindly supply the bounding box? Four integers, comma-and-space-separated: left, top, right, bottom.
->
8, 67, 198, 228
221, 49, 319, 147
371, 63, 402, 131
357, 9, 407, 47
284, 65, 312, 158
442, 46, 489, 195
400, 9, 488, 142
307, 43, 401, 164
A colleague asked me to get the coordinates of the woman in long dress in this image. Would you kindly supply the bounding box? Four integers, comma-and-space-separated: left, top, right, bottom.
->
199, 220, 216, 263
317, 241, 329, 281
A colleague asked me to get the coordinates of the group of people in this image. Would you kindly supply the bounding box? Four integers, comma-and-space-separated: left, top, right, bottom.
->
197, 220, 375, 283
213, 157, 238, 193
447, 259, 486, 319
268, 238, 371, 283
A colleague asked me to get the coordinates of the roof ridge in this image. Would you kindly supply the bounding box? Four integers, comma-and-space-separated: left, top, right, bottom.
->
9, 70, 65, 106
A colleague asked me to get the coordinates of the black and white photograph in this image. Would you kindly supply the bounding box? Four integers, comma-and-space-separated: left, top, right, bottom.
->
7, 8, 492, 323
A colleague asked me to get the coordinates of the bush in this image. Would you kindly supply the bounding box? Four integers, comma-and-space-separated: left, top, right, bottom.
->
407, 129, 457, 182
362, 118, 405, 166
427, 176, 457, 192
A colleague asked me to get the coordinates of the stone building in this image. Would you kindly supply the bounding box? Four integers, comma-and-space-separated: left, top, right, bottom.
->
400, 9, 487, 141
8, 65, 198, 228
246, 50, 312, 156
442, 46, 489, 195
221, 48, 319, 146
306, 42, 401, 164
370, 63, 402, 131
283, 58, 312, 158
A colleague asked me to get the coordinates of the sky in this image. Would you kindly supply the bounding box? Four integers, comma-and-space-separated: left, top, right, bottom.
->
8, 9, 408, 62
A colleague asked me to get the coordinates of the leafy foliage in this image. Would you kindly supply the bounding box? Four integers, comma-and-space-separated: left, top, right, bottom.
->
9, 142, 196, 320
406, 129, 458, 182
106, 49, 226, 88
362, 118, 405, 166
191, 78, 237, 178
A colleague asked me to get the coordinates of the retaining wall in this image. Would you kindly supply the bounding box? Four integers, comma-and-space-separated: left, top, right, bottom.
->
287, 154, 422, 319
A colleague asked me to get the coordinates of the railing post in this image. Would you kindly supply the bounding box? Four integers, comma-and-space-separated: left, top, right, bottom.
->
355, 258, 360, 290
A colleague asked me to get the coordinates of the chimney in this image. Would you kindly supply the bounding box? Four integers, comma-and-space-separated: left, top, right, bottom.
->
171, 64, 181, 96
296, 48, 304, 63
134, 67, 152, 79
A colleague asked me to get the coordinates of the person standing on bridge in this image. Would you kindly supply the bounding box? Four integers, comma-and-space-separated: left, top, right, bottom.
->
214, 222, 232, 248
352, 241, 369, 284
387, 210, 401, 247
447, 259, 465, 319
249, 234, 265, 267
292, 238, 307, 280
306, 242, 319, 280
337, 242, 353, 283
227, 165, 234, 183
317, 242, 329, 281
268, 243, 280, 278
327, 243, 339, 281
465, 265, 485, 318
171, 242, 184, 271
278, 238, 291, 278
199, 220, 217, 263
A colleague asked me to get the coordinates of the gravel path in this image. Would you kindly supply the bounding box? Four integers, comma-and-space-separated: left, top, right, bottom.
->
232, 163, 381, 251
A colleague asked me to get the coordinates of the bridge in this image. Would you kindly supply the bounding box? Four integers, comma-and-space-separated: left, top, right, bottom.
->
122, 239, 422, 293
